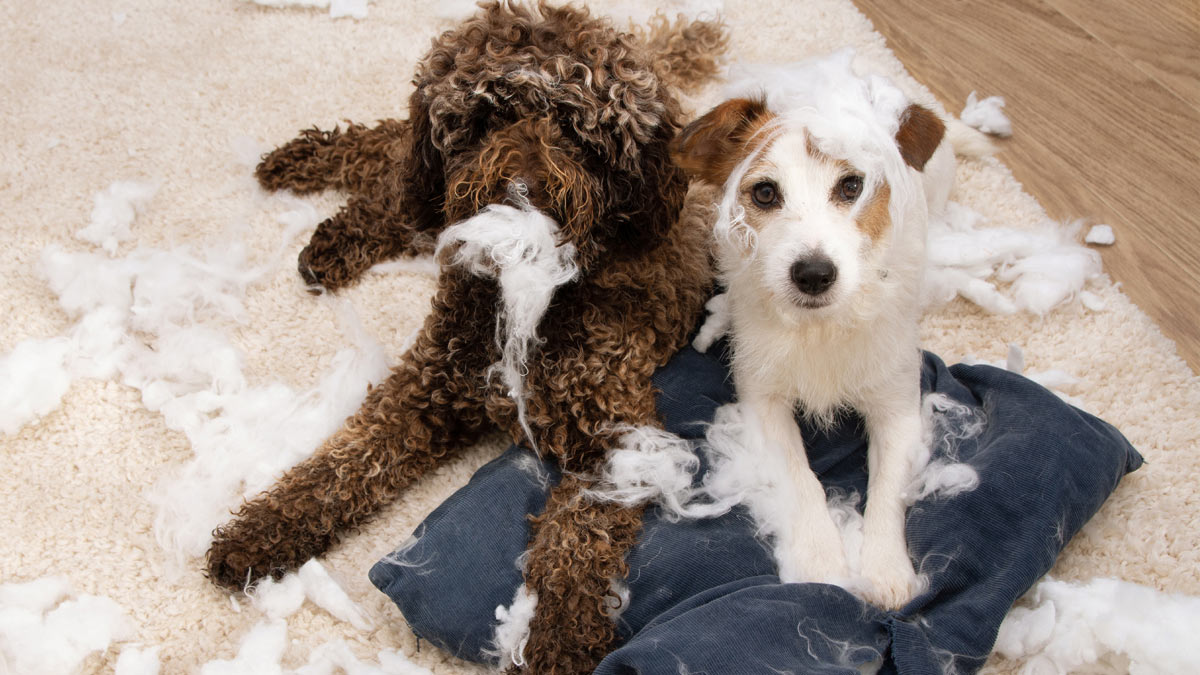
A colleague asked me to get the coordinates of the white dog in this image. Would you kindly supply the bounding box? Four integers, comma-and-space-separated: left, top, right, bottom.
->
671, 53, 958, 608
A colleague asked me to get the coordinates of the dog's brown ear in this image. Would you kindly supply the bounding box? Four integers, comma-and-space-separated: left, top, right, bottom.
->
671, 97, 772, 186
895, 104, 946, 171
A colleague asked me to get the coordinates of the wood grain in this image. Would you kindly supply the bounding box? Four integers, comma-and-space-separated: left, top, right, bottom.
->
1047, 0, 1200, 111
855, 0, 1200, 372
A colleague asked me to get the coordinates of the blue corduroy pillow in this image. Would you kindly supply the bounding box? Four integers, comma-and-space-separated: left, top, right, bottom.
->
369, 344, 1141, 674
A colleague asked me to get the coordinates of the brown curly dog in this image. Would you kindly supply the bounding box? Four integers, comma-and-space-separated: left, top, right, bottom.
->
205, 2, 726, 672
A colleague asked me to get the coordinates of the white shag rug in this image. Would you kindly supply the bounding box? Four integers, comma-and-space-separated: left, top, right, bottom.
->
2, 1, 1198, 673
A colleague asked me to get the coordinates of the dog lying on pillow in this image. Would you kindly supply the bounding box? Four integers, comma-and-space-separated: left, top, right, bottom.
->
205, 2, 725, 672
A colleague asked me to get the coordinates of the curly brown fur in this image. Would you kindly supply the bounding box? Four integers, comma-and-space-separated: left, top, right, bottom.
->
256, 119, 439, 290
520, 475, 644, 674
638, 14, 729, 93
210, 2, 726, 671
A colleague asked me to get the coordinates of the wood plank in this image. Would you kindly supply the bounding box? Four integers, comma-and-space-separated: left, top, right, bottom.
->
854, 0, 1200, 372
1047, 0, 1200, 113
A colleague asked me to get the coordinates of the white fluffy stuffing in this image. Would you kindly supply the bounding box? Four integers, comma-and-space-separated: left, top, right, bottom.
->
114, 645, 162, 675
328, 0, 368, 19
995, 577, 1200, 675
963, 344, 1087, 409
960, 91, 1012, 138
247, 0, 370, 19
0, 578, 134, 675
199, 620, 289, 675
489, 584, 538, 671
583, 425, 702, 518
75, 180, 158, 255
825, 490, 867, 576
247, 573, 306, 620
6, 182, 391, 570
0, 336, 73, 435
147, 303, 389, 569
202, 629, 432, 675
1085, 224, 1115, 245
924, 202, 1102, 315
296, 560, 374, 632
436, 195, 579, 453
905, 393, 983, 505
0, 577, 72, 614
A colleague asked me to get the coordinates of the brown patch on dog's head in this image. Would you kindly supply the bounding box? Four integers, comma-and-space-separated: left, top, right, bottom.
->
895, 104, 945, 171
854, 182, 892, 242
671, 98, 775, 187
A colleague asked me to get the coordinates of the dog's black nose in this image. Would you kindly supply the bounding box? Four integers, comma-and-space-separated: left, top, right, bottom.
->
790, 255, 838, 296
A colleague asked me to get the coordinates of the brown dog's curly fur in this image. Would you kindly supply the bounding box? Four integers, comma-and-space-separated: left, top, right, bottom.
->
206, 3, 725, 672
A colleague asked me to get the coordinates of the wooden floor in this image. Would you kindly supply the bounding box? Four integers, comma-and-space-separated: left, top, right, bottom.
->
854, 0, 1200, 373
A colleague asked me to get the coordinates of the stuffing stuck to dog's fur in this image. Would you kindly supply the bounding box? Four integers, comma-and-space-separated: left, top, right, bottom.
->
205, 3, 725, 672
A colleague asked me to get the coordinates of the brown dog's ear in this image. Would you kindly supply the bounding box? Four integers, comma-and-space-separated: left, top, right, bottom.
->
671, 97, 773, 186
895, 104, 946, 171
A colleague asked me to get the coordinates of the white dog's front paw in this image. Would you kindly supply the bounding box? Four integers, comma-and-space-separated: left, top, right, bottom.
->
859, 545, 919, 609
778, 540, 851, 586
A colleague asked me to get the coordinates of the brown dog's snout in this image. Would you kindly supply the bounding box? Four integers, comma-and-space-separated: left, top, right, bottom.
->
791, 254, 838, 296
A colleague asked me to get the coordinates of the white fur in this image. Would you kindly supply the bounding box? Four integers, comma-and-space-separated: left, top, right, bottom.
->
704, 53, 958, 609
692, 292, 731, 353
692, 404, 863, 582
437, 194, 580, 453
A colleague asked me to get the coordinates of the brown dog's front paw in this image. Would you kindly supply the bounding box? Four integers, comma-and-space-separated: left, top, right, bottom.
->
205, 532, 270, 591
297, 219, 357, 293
206, 509, 334, 592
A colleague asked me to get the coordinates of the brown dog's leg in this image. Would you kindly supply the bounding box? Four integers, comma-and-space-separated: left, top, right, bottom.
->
206, 272, 498, 590
255, 119, 411, 196
520, 474, 644, 675
255, 119, 440, 292
509, 329, 668, 673
297, 192, 438, 291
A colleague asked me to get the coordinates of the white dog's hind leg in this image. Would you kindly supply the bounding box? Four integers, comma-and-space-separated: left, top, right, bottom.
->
745, 396, 851, 585
859, 399, 923, 609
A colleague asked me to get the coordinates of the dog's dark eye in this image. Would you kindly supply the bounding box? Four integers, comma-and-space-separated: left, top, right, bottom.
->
837, 175, 864, 203
751, 181, 778, 208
